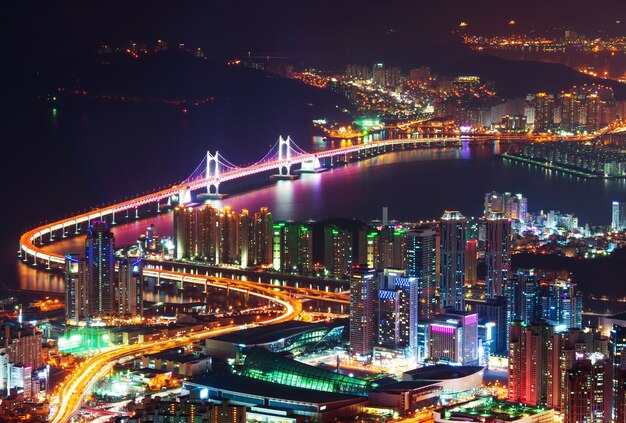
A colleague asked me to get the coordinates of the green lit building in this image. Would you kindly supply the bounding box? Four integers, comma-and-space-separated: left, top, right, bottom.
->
241, 347, 375, 396
203, 320, 345, 364
272, 222, 313, 274
56, 326, 115, 355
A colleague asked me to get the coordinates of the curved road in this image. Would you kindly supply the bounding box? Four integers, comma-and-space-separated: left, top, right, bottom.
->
49, 273, 302, 423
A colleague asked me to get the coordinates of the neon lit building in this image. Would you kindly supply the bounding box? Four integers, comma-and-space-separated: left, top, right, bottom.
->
377, 277, 418, 357
173, 205, 196, 260
565, 357, 612, 423
253, 207, 273, 266
324, 225, 352, 279
272, 222, 313, 274
86, 221, 115, 317
428, 311, 478, 365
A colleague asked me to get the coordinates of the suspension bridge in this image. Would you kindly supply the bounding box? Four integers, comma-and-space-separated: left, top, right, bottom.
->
19, 134, 459, 267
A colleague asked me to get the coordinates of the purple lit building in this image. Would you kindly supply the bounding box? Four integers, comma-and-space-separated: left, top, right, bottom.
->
428, 310, 478, 365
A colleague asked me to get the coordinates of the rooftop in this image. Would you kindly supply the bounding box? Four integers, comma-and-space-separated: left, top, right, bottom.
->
436, 397, 552, 422
404, 364, 484, 380
186, 374, 365, 405
210, 320, 345, 345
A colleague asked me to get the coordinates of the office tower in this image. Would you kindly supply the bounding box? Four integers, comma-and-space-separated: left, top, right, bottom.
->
538, 279, 582, 330
198, 205, 219, 263
406, 226, 437, 320
254, 207, 273, 266
220, 206, 240, 265
464, 240, 478, 284
64, 253, 89, 322
173, 205, 197, 260
534, 92, 555, 132
613, 201, 626, 231
485, 212, 512, 298
350, 267, 376, 358
564, 358, 612, 423
440, 211, 467, 311
377, 277, 419, 356
86, 221, 115, 317
508, 321, 552, 406
475, 296, 508, 356
324, 225, 353, 279
118, 257, 143, 319
7, 364, 32, 399
428, 311, 478, 365
273, 222, 313, 274
611, 324, 626, 368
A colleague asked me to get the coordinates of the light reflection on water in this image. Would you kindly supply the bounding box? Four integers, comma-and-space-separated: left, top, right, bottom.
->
15, 142, 626, 301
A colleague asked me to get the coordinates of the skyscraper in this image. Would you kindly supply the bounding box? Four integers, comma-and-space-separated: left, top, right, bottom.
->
86, 221, 115, 317
613, 201, 626, 231
219, 206, 240, 265
428, 310, 478, 365
324, 225, 353, 279
273, 222, 313, 274
464, 239, 478, 284
406, 226, 437, 320
350, 266, 376, 358
253, 207, 273, 266
118, 257, 143, 319
485, 212, 512, 298
440, 211, 467, 311
197, 205, 219, 263
64, 253, 89, 322
508, 321, 552, 406
533, 92, 555, 132
173, 205, 197, 260
540, 279, 582, 330
377, 276, 419, 358
509, 269, 539, 327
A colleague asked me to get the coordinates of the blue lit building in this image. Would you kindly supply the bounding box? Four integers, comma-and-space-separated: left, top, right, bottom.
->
406, 226, 437, 321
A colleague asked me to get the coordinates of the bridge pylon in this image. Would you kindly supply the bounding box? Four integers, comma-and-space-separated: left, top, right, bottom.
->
271, 136, 298, 180
205, 151, 227, 198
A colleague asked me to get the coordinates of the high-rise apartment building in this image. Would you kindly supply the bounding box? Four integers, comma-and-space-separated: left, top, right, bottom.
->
440, 211, 467, 311
564, 357, 612, 423
272, 222, 313, 274
485, 212, 512, 298
118, 257, 143, 319
253, 207, 273, 266
508, 321, 552, 406
464, 239, 478, 284
86, 221, 115, 317
428, 311, 478, 365
324, 225, 353, 279
65, 253, 89, 322
173, 205, 197, 260
350, 267, 376, 358
377, 277, 419, 357
406, 226, 437, 320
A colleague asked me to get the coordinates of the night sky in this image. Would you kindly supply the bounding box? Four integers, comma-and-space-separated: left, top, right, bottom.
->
5, 0, 626, 64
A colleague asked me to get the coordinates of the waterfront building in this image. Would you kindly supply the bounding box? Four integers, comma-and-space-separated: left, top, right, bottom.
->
324, 225, 353, 279
428, 310, 478, 365
406, 226, 437, 320
197, 205, 219, 264
238, 209, 254, 268
439, 211, 467, 311
613, 201, 626, 231
533, 92, 555, 132
173, 205, 196, 260
483, 191, 527, 221
253, 207, 273, 266
64, 254, 90, 322
118, 257, 143, 319
219, 206, 240, 265
86, 221, 115, 317
485, 212, 512, 298
350, 267, 376, 358
272, 222, 313, 274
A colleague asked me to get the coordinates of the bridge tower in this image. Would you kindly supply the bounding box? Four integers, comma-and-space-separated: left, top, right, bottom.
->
277, 136, 292, 176
206, 151, 220, 195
